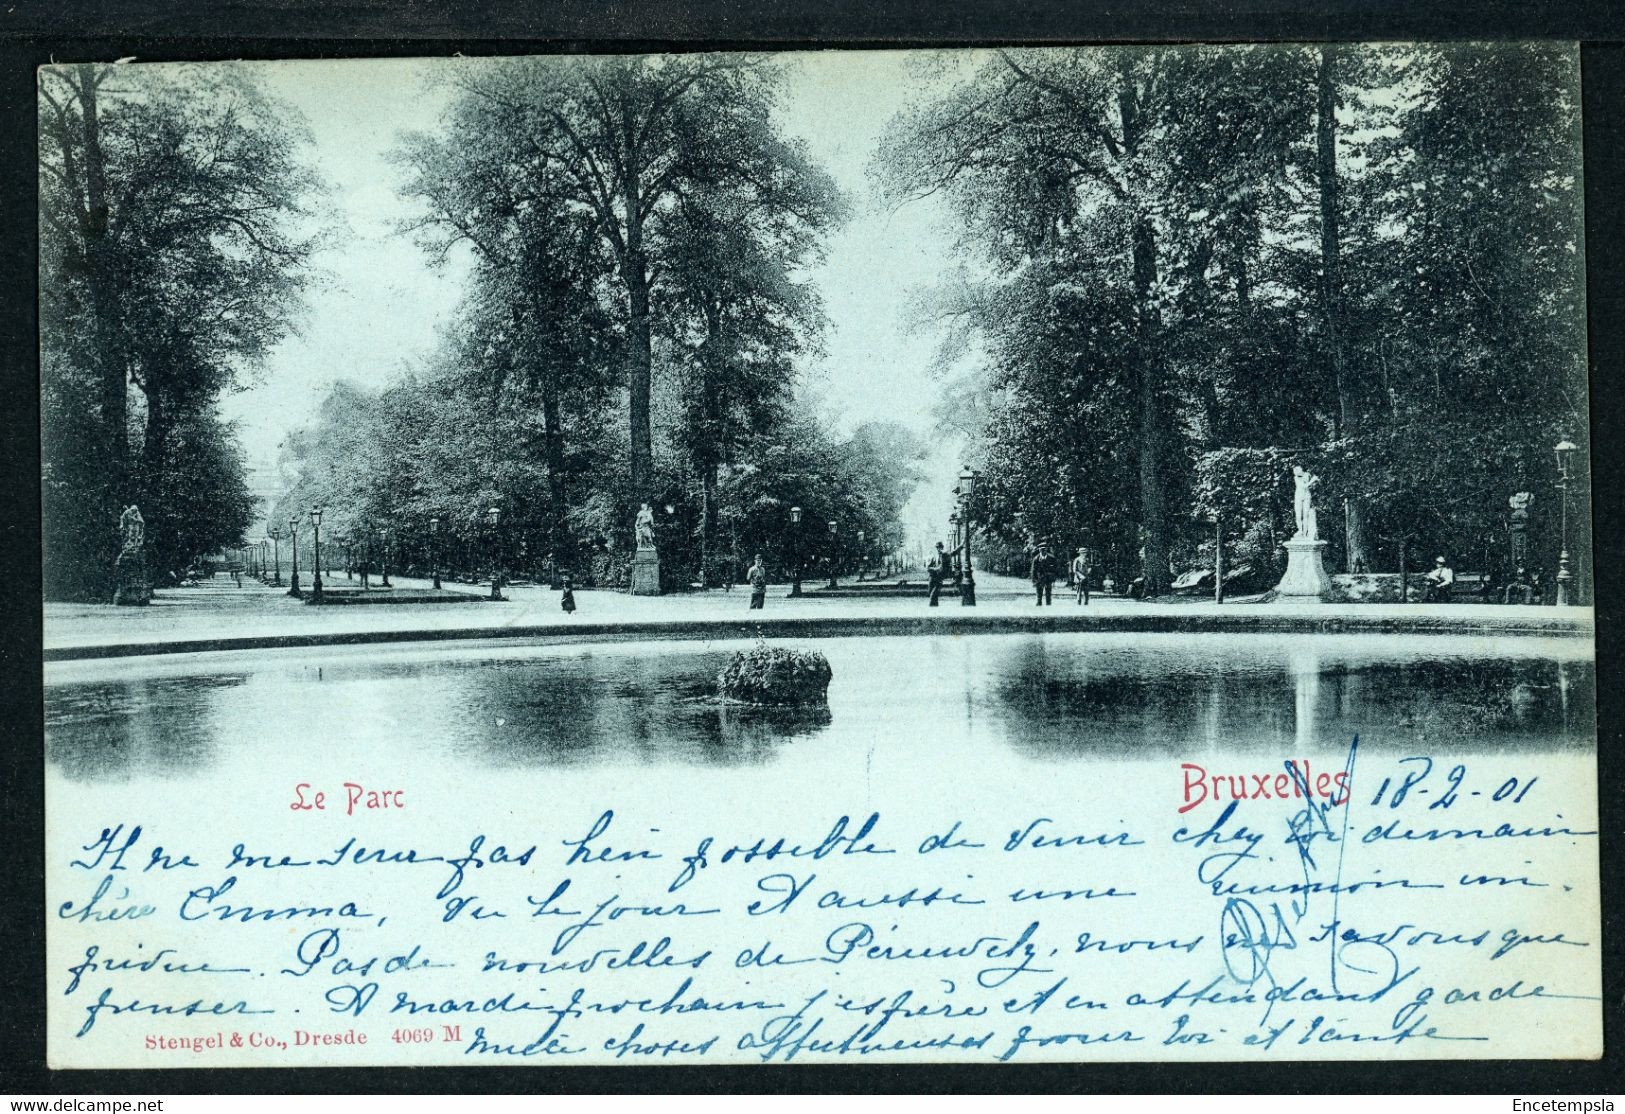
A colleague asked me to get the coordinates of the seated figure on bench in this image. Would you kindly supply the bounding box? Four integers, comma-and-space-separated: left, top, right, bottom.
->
1423, 555, 1455, 603
1503, 566, 1538, 605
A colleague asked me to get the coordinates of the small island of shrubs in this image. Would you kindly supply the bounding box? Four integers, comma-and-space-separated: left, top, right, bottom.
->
717, 644, 833, 706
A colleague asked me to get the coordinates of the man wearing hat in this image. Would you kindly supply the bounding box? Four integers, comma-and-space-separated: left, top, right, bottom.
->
747, 553, 769, 609
1423, 555, 1455, 603
1071, 546, 1092, 605
1030, 544, 1057, 606
927, 539, 962, 607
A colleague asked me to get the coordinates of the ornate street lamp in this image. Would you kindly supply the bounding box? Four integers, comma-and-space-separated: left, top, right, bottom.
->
828, 520, 838, 589
1555, 437, 1578, 605
487, 503, 504, 600
379, 527, 393, 588
788, 506, 803, 598
269, 526, 283, 587
959, 465, 978, 607
286, 515, 302, 598
309, 506, 325, 603
429, 516, 442, 590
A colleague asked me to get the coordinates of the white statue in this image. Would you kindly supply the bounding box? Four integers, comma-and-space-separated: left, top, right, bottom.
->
1291, 466, 1319, 542
118, 504, 145, 553
634, 502, 657, 550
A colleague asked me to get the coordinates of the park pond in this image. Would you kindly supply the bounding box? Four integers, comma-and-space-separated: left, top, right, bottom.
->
44, 631, 1594, 788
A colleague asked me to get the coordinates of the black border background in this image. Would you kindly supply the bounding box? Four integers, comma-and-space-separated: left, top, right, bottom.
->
1, 1, 1622, 1095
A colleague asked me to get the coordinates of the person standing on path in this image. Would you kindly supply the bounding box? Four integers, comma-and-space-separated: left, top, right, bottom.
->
1031, 544, 1056, 606
748, 554, 769, 610
1071, 547, 1091, 605
560, 573, 577, 614
927, 540, 962, 607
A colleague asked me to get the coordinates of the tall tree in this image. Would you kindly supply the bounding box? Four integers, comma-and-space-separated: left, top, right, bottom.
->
39, 63, 320, 595
397, 105, 618, 581
659, 169, 842, 584
882, 48, 1199, 592
448, 53, 834, 501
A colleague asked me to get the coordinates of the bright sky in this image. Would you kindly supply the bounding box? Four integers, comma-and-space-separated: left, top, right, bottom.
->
211, 50, 986, 542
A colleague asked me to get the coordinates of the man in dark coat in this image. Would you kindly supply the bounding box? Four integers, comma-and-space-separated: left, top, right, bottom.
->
747, 554, 768, 610
1031, 545, 1056, 605
927, 540, 962, 607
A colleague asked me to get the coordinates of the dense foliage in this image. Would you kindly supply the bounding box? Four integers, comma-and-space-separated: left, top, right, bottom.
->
880, 43, 1589, 595
40, 64, 320, 598
271, 54, 919, 590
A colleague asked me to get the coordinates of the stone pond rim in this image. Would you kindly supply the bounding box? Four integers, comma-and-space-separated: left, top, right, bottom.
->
42, 608, 1592, 663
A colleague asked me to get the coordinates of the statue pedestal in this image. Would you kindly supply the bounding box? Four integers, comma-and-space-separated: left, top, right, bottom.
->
1274, 538, 1332, 602
630, 546, 662, 596
113, 548, 152, 606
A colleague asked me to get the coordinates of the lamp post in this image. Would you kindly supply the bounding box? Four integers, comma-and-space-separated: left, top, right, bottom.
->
260, 540, 270, 581
1555, 437, 1577, 606
269, 526, 282, 587
309, 506, 324, 603
379, 528, 393, 588
429, 516, 442, 590
487, 503, 504, 600
857, 529, 866, 581
1212, 514, 1226, 605
827, 520, 838, 589
286, 516, 302, 599
788, 506, 803, 597
959, 466, 978, 606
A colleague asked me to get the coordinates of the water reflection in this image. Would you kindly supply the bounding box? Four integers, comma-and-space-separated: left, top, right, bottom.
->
991, 639, 1592, 759
46, 673, 243, 782
44, 632, 1594, 784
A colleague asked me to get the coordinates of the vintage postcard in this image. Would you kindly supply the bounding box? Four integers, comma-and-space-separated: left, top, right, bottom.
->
41, 45, 1598, 1068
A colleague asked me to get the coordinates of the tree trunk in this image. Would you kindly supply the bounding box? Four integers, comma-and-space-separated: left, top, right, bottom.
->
619, 113, 655, 501
77, 66, 129, 524
698, 301, 724, 588
702, 461, 719, 588
1116, 64, 1171, 596
622, 250, 654, 500
1132, 218, 1171, 596
542, 374, 567, 588
1317, 46, 1370, 573
139, 388, 168, 511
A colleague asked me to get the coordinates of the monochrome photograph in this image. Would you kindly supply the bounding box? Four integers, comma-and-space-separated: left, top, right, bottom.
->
39, 44, 1600, 1068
